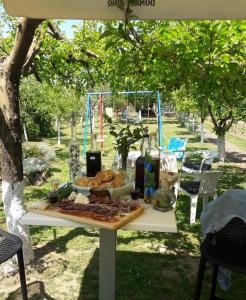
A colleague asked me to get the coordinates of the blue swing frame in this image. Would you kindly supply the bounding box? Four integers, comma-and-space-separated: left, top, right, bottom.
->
82, 90, 164, 158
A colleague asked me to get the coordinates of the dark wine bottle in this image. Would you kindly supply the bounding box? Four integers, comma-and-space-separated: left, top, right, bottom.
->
144, 132, 160, 203
86, 133, 101, 177
135, 134, 149, 198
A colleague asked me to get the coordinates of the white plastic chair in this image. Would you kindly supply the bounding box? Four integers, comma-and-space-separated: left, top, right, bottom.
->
112, 151, 141, 170
178, 171, 223, 224
181, 150, 218, 173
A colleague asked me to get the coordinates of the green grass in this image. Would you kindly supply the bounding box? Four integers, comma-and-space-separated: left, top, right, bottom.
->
1, 116, 246, 300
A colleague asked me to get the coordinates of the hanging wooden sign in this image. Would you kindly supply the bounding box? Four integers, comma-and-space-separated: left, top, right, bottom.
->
3, 0, 246, 20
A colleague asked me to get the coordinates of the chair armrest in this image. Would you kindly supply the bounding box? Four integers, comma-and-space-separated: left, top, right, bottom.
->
199, 156, 214, 171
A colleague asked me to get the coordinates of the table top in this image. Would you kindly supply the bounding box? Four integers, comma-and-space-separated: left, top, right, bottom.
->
22, 201, 177, 233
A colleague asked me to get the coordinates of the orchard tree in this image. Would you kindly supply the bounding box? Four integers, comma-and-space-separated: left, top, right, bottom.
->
178, 21, 246, 160
48, 84, 83, 144
0, 13, 98, 265
0, 17, 43, 266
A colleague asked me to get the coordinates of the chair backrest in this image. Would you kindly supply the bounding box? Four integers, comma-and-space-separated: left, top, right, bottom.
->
216, 217, 246, 250
105, 107, 113, 118
0, 229, 22, 264
168, 137, 187, 159
182, 150, 216, 172
197, 171, 223, 196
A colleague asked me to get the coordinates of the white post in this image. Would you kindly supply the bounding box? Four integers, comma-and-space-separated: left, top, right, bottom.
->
80, 111, 84, 139
200, 122, 204, 143
57, 118, 61, 145
218, 134, 226, 162
192, 117, 195, 132
23, 123, 28, 142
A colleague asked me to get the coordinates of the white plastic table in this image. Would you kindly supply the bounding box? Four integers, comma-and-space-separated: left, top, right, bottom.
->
22, 202, 177, 300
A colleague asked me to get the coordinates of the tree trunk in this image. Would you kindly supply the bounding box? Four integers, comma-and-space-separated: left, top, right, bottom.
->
192, 117, 195, 132
200, 121, 204, 143
80, 110, 84, 138
218, 134, 226, 161
80, 110, 84, 128
0, 18, 43, 268
57, 117, 61, 145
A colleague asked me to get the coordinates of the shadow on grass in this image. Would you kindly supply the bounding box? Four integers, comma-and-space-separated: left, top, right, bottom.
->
49, 167, 62, 174
7, 281, 55, 300
163, 120, 180, 125
217, 165, 246, 193
226, 152, 246, 164
33, 227, 99, 261
175, 130, 196, 137
78, 248, 200, 300
78, 247, 246, 300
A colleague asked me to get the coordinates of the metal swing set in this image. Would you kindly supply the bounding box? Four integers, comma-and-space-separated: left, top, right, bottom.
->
82, 90, 165, 158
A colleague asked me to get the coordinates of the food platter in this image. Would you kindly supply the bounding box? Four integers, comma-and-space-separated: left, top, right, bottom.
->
28, 191, 144, 230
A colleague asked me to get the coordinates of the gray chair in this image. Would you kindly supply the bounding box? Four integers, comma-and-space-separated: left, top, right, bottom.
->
181, 150, 218, 174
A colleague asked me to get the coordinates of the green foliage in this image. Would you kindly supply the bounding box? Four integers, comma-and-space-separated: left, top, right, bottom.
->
20, 76, 82, 140
23, 143, 56, 161
107, 116, 145, 159
175, 21, 246, 135
23, 145, 43, 159
1, 13, 245, 140
171, 86, 197, 114
20, 77, 56, 139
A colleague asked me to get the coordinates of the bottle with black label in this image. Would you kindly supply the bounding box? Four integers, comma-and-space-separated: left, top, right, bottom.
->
86, 133, 101, 177
135, 134, 149, 198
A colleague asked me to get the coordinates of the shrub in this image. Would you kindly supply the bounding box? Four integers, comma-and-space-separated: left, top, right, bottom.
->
23, 143, 56, 162
23, 158, 48, 176
23, 145, 43, 160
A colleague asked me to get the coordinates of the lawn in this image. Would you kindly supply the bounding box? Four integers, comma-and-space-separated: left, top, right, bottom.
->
0, 116, 246, 300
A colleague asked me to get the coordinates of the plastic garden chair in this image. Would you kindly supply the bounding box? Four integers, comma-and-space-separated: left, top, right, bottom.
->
0, 229, 28, 299
194, 217, 246, 300
178, 171, 223, 224
167, 137, 187, 160
181, 150, 218, 173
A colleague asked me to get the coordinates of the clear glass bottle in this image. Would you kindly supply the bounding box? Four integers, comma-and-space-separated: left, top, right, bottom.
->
71, 112, 77, 141
86, 133, 101, 177
69, 113, 80, 181
135, 134, 149, 198
144, 132, 160, 203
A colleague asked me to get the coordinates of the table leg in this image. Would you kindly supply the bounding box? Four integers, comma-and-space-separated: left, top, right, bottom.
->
99, 229, 117, 300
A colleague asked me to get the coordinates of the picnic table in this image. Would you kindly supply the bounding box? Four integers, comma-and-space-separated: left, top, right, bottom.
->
22, 201, 177, 300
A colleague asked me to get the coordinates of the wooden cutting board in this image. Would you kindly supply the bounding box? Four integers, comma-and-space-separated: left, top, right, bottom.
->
29, 204, 144, 230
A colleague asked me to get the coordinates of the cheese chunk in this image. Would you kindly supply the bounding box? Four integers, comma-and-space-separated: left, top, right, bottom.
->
68, 191, 77, 201
75, 194, 89, 204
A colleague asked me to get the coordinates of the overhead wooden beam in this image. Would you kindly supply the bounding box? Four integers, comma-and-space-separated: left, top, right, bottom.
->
3, 0, 246, 20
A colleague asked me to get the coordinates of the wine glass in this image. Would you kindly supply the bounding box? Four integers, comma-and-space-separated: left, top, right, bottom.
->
51, 179, 60, 190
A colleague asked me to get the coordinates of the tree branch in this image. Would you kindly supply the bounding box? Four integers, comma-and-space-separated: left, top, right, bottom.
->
47, 21, 67, 40
6, 18, 44, 82
208, 104, 218, 129
22, 35, 43, 76
47, 21, 99, 59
